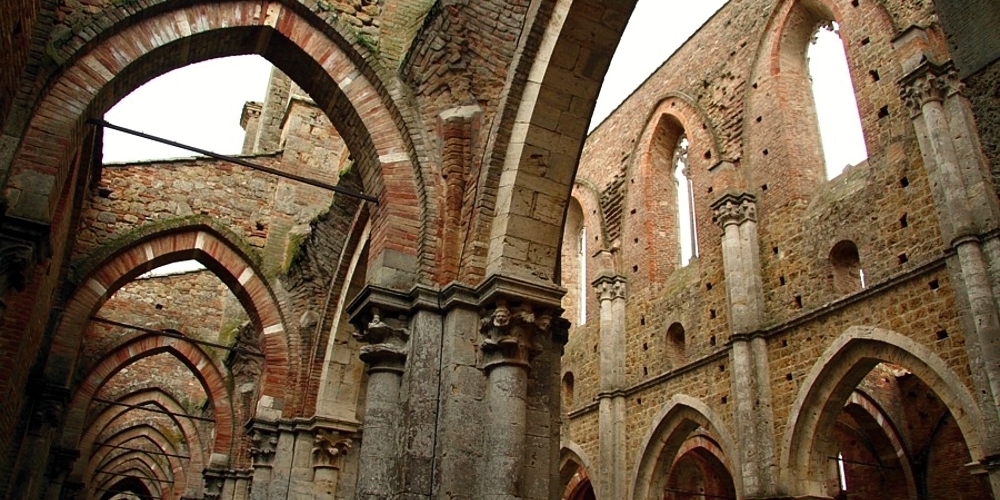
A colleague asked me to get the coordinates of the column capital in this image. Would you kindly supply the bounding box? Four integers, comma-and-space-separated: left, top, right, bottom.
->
28, 379, 70, 429
711, 193, 757, 229
352, 307, 409, 371
592, 275, 626, 302
202, 469, 227, 500
311, 428, 352, 469
246, 425, 278, 467
0, 216, 49, 297
900, 60, 962, 113
479, 299, 563, 369
46, 446, 79, 479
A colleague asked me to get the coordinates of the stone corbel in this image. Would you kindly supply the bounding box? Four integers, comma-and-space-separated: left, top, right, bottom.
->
711, 193, 757, 229
311, 429, 352, 469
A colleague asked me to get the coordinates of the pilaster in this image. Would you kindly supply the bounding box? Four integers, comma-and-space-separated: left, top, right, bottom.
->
593, 274, 627, 500
711, 193, 778, 498
900, 56, 1000, 480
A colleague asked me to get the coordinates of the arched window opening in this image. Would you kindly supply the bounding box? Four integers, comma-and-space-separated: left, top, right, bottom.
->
674, 136, 698, 265
579, 226, 587, 324
666, 322, 686, 368
562, 372, 575, 410
561, 198, 587, 326
807, 22, 868, 179
829, 240, 863, 295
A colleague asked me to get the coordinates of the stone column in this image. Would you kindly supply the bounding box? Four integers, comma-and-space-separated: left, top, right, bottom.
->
311, 429, 352, 500
352, 309, 408, 500
248, 424, 278, 500
901, 60, 1000, 494
593, 275, 627, 500
712, 193, 778, 498
478, 300, 555, 500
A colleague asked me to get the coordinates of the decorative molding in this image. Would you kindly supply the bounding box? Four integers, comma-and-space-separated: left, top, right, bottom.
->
711, 193, 757, 229
900, 60, 962, 113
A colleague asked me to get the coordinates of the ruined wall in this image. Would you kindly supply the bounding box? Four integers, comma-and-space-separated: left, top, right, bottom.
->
563, 0, 994, 497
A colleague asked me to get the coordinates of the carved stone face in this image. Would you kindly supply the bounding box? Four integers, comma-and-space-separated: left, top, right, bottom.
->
493, 306, 511, 327
535, 314, 552, 331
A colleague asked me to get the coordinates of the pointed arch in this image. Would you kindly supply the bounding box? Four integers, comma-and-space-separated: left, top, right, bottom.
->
630, 394, 741, 500
485, 0, 638, 282
2, 0, 427, 288
49, 226, 289, 412
623, 94, 721, 285
781, 326, 984, 497
61, 333, 235, 473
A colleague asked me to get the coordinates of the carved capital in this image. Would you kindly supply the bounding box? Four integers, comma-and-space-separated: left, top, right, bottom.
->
479, 300, 560, 369
248, 427, 278, 466
46, 446, 79, 479
900, 61, 962, 113
58, 481, 83, 500
30, 381, 69, 429
0, 217, 49, 299
711, 193, 757, 229
312, 429, 352, 468
593, 275, 626, 302
353, 307, 409, 370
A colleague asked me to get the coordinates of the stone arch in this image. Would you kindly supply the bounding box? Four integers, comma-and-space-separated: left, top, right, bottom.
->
97, 473, 160, 500
744, 0, 899, 202
486, 0, 638, 282
49, 226, 288, 410
841, 390, 919, 499
61, 333, 235, 473
88, 427, 183, 500
666, 432, 737, 500
559, 441, 597, 497
781, 325, 984, 497
2, 0, 427, 288
623, 94, 721, 285
79, 389, 205, 498
630, 394, 742, 500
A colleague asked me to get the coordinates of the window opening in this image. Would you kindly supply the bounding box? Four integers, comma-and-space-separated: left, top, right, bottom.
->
837, 452, 848, 492
807, 22, 868, 178
578, 226, 587, 324
674, 136, 698, 264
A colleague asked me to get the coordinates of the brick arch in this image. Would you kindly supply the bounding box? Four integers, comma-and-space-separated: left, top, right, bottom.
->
485, 0, 638, 282
88, 427, 183, 500
666, 433, 737, 500
630, 394, 742, 500
842, 390, 919, 499
50, 227, 289, 406
79, 389, 205, 498
94, 459, 165, 500
743, 0, 898, 203
60, 333, 236, 471
2, 0, 426, 287
781, 325, 984, 497
622, 95, 721, 285
559, 441, 596, 499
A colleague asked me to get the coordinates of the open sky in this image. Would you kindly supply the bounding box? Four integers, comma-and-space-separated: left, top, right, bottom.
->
104, 0, 866, 175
